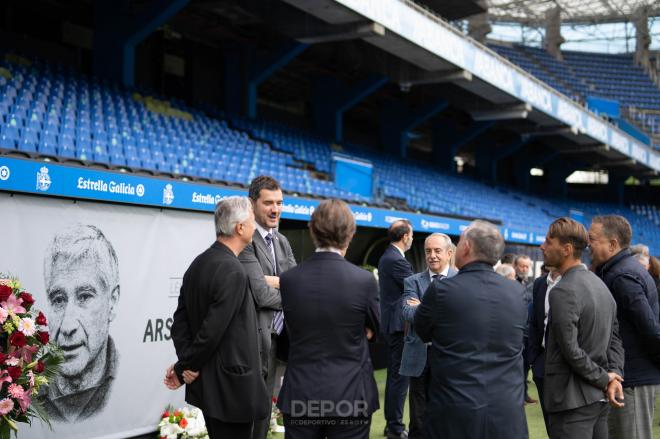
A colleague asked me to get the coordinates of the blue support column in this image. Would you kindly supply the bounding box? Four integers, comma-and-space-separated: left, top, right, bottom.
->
546, 157, 580, 199
475, 135, 531, 183
222, 43, 245, 115
381, 99, 449, 158
246, 42, 307, 119
513, 149, 559, 192
93, 0, 189, 87
312, 75, 388, 141
432, 120, 494, 172
608, 173, 627, 205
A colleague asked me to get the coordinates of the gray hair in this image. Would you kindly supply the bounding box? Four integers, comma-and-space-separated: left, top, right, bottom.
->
44, 224, 119, 292
215, 196, 252, 237
632, 252, 650, 266
424, 233, 452, 250
496, 264, 516, 278
464, 220, 505, 265
630, 243, 650, 258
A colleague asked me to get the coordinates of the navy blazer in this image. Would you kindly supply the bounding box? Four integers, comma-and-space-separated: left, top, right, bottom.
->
527, 275, 549, 379
378, 245, 414, 334
277, 252, 380, 417
414, 261, 528, 439
400, 268, 457, 377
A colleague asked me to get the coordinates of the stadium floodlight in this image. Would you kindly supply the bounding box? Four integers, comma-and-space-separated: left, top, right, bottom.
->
295, 22, 385, 44
470, 103, 531, 121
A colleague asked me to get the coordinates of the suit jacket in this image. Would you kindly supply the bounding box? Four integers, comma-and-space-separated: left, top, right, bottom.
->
239, 229, 296, 373
400, 268, 457, 377
527, 275, 549, 379
544, 265, 624, 413
414, 261, 528, 439
378, 245, 414, 334
277, 252, 380, 417
171, 241, 269, 422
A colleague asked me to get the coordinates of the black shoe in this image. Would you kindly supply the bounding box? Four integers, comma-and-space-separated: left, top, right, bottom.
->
383, 426, 389, 437
386, 430, 408, 439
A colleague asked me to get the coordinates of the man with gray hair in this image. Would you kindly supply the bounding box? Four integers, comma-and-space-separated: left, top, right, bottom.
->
42, 224, 120, 422
166, 196, 269, 438
414, 221, 529, 439
401, 233, 456, 439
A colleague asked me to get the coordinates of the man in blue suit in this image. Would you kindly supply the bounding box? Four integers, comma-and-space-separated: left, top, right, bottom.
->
378, 219, 414, 439
415, 220, 528, 439
400, 233, 456, 439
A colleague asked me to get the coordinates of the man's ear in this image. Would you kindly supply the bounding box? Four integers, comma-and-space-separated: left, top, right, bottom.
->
108, 285, 120, 322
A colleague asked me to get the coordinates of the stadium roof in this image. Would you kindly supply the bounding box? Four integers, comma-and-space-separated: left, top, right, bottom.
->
487, 0, 660, 25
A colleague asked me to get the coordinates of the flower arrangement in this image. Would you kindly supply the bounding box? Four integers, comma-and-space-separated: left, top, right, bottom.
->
0, 275, 62, 439
268, 397, 284, 437
158, 406, 208, 439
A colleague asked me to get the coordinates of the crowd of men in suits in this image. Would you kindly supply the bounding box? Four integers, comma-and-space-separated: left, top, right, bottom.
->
161, 173, 660, 439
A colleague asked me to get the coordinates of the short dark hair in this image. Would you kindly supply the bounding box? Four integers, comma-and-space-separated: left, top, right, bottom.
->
388, 220, 412, 243
309, 199, 356, 249
592, 215, 632, 248
548, 217, 588, 259
501, 253, 516, 264
248, 175, 281, 201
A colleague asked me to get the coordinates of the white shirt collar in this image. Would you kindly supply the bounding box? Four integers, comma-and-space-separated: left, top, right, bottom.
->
547, 272, 562, 287
391, 243, 405, 258
429, 265, 450, 281
255, 222, 273, 240
315, 247, 343, 255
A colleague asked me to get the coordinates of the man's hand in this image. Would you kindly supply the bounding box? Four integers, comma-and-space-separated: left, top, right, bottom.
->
183, 370, 200, 384
607, 372, 623, 384
606, 378, 625, 408
164, 364, 182, 390
265, 275, 280, 289
406, 298, 421, 307
366, 328, 374, 340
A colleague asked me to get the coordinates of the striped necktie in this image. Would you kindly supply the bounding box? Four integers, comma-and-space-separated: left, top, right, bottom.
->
266, 233, 284, 335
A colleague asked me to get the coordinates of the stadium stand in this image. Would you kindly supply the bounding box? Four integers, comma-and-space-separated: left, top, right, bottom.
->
488, 42, 660, 149
0, 53, 658, 253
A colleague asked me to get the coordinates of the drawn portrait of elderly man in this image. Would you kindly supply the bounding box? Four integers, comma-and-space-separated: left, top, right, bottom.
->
41, 224, 120, 422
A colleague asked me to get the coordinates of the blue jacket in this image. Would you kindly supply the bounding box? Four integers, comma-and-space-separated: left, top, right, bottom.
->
400, 268, 457, 377
527, 275, 548, 379
596, 248, 660, 387
414, 261, 528, 439
378, 245, 414, 334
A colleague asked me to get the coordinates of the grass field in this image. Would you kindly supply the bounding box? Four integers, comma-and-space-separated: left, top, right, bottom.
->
274, 369, 660, 439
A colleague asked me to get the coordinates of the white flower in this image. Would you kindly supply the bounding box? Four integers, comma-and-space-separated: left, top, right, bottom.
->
0, 307, 7, 324
4, 357, 19, 366
159, 422, 183, 439
18, 317, 36, 336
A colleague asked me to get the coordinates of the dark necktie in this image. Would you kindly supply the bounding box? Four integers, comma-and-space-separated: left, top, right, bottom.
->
266, 233, 284, 335
432, 274, 445, 280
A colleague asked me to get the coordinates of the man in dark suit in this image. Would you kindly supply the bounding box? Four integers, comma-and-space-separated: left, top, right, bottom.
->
166, 196, 269, 438
414, 220, 528, 439
378, 219, 414, 439
277, 199, 380, 439
400, 233, 456, 439
238, 176, 297, 439
526, 264, 561, 432
588, 215, 660, 439
540, 217, 625, 439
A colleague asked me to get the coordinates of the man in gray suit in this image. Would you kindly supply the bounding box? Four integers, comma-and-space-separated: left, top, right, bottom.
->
400, 233, 456, 439
540, 217, 625, 439
238, 176, 297, 439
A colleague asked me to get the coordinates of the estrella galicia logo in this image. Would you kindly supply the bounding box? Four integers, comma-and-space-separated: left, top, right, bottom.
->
36, 166, 51, 191
136, 184, 145, 197
0, 166, 9, 181
421, 219, 429, 230
162, 184, 174, 205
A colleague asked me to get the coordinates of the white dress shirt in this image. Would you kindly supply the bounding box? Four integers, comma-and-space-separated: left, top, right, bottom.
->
429, 265, 450, 283
542, 272, 562, 348
255, 222, 276, 264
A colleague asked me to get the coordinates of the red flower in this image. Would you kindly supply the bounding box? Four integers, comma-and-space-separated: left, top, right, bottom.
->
36, 331, 49, 345
9, 332, 26, 348
0, 285, 11, 302
179, 418, 188, 429
162, 410, 170, 419
35, 312, 48, 326
173, 410, 181, 418
19, 293, 34, 310
7, 366, 21, 381
34, 361, 45, 374
0, 353, 6, 364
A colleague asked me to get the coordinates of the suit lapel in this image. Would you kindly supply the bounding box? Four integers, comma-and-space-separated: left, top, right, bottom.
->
253, 232, 276, 275
418, 272, 431, 298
